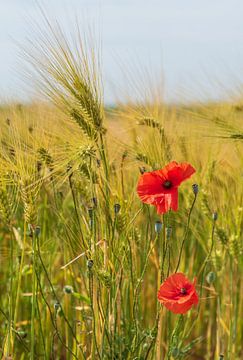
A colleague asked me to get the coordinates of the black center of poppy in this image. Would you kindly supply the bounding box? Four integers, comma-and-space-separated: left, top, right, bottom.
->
180, 287, 187, 295
163, 180, 172, 189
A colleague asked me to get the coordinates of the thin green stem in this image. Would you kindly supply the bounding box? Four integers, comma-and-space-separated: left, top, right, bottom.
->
13, 220, 27, 350
175, 193, 197, 273
31, 232, 37, 359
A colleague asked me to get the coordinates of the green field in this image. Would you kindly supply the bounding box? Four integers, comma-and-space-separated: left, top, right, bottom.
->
0, 26, 242, 359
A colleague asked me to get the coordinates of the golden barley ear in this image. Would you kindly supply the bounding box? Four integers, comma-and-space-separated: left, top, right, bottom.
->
0, 184, 19, 227
19, 178, 39, 225
23, 14, 106, 143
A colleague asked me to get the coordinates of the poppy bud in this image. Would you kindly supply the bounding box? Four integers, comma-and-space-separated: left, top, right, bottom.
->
54, 302, 61, 312
192, 183, 199, 195
139, 166, 146, 174
87, 259, 94, 269
212, 212, 218, 221
63, 285, 73, 294
206, 271, 216, 284
155, 221, 163, 233
114, 203, 121, 214
166, 226, 172, 239
219, 355, 224, 360
35, 226, 41, 237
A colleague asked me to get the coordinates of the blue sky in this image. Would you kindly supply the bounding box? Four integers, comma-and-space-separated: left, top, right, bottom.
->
1, 0, 243, 103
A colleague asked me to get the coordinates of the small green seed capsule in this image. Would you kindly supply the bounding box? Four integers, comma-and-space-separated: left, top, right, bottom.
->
155, 221, 163, 233
35, 226, 41, 237
63, 285, 73, 294
114, 203, 121, 214
206, 271, 216, 284
54, 302, 60, 312
192, 183, 199, 195
87, 259, 94, 269
212, 212, 218, 221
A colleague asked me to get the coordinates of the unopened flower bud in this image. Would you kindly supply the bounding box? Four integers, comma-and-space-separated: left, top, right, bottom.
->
212, 212, 218, 221
206, 271, 216, 284
63, 285, 73, 294
87, 259, 94, 269
54, 302, 61, 312
155, 221, 163, 233
192, 183, 199, 195
114, 203, 121, 214
35, 226, 41, 237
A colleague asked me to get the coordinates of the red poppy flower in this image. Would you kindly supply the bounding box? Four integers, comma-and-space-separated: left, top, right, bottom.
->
137, 161, 195, 214
157, 273, 199, 314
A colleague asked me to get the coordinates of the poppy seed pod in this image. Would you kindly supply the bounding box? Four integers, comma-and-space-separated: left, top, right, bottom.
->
87, 259, 94, 269
155, 221, 163, 233
212, 212, 218, 221
54, 302, 61, 312
114, 203, 121, 214
63, 285, 73, 294
192, 183, 199, 195
206, 271, 216, 284
35, 226, 41, 237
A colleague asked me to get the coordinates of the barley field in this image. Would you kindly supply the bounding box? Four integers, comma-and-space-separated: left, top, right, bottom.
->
0, 23, 242, 360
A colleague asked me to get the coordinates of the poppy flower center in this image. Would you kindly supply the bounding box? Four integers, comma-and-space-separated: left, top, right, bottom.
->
180, 287, 187, 295
163, 180, 172, 189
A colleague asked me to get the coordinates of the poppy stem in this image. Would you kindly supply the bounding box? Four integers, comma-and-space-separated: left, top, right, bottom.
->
175, 192, 197, 273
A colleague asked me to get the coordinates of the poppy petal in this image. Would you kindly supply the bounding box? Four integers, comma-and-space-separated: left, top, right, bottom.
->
163, 298, 196, 314
166, 162, 196, 187
137, 172, 164, 203
155, 188, 178, 214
